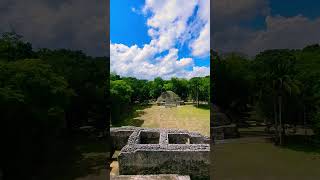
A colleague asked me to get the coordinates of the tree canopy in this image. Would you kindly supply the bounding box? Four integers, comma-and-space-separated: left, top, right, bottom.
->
0, 32, 108, 179
109, 74, 210, 124
212, 45, 320, 144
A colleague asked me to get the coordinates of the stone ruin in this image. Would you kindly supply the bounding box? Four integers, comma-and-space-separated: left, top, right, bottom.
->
112, 174, 191, 180
156, 91, 184, 107
110, 126, 210, 179
211, 105, 239, 140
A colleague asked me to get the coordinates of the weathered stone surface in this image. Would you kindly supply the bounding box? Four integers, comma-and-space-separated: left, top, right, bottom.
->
210, 105, 239, 140
111, 174, 191, 180
211, 105, 232, 126
111, 127, 210, 179
211, 124, 239, 140
111, 126, 136, 150
156, 91, 183, 106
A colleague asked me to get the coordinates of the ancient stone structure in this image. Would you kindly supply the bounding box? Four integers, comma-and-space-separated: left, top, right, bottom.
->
112, 174, 191, 180
156, 91, 184, 107
110, 126, 210, 179
211, 105, 239, 140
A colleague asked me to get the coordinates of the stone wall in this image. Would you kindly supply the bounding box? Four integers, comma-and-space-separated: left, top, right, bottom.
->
111, 127, 210, 179
211, 124, 239, 140
112, 174, 191, 180
110, 126, 136, 150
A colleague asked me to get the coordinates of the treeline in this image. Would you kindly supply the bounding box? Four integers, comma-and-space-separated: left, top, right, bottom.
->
212, 45, 320, 143
110, 73, 210, 124
0, 32, 108, 179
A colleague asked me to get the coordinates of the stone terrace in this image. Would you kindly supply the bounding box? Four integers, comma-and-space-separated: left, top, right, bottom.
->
110, 126, 210, 179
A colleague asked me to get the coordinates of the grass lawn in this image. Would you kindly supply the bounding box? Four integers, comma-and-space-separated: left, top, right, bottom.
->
113, 104, 210, 136
211, 128, 320, 180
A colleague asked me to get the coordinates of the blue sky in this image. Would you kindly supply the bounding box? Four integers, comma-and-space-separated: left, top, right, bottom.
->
111, 0, 150, 46
270, 0, 320, 19
240, 0, 320, 30
110, 0, 210, 80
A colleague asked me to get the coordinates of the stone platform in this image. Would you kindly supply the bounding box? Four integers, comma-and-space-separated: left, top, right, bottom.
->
111, 174, 190, 180
110, 127, 210, 179
211, 124, 239, 140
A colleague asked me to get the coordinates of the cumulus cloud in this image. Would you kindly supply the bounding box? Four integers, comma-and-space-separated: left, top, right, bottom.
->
243, 15, 320, 55
143, 0, 198, 51
111, 44, 194, 79
186, 66, 210, 79
214, 15, 320, 56
212, 0, 320, 56
190, 0, 210, 57
191, 22, 210, 57
111, 0, 210, 79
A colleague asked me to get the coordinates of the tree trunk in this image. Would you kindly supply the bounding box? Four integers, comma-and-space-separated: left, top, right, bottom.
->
278, 95, 283, 146
304, 104, 307, 136
273, 97, 278, 144
196, 84, 199, 108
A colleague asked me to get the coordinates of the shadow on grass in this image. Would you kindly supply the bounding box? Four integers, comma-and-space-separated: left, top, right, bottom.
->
239, 129, 269, 138
282, 135, 320, 154
36, 135, 108, 180
193, 104, 210, 110
112, 104, 152, 127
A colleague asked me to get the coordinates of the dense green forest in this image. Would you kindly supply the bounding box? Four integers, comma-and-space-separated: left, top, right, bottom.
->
212, 45, 320, 144
110, 73, 210, 124
2, 29, 320, 178
0, 32, 108, 179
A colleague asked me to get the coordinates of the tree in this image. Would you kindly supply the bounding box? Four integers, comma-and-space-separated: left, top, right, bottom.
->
164, 82, 174, 91
110, 80, 133, 124
149, 77, 164, 99
189, 77, 201, 106
254, 50, 301, 145
37, 49, 108, 131
170, 77, 189, 100
0, 59, 73, 179
212, 51, 253, 121
0, 32, 34, 61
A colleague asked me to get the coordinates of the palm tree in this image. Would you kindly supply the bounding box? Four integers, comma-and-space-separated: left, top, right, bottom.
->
255, 50, 300, 145
275, 76, 300, 145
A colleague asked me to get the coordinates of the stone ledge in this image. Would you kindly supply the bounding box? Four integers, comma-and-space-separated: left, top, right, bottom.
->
211, 124, 239, 140
111, 174, 191, 180
111, 127, 210, 179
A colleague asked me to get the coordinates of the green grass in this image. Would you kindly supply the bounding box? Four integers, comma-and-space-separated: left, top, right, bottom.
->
112, 104, 151, 127
175, 105, 210, 118
113, 104, 210, 136
141, 104, 209, 136
212, 128, 320, 180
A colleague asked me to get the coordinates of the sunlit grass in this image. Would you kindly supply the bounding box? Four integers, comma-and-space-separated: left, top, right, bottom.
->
114, 104, 210, 136
138, 104, 210, 136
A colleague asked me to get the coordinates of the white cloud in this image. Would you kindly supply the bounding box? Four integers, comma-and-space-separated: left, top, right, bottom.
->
243, 15, 320, 55
186, 66, 210, 79
190, 0, 210, 57
111, 44, 195, 79
143, 0, 198, 51
212, 1, 320, 56
214, 15, 320, 56
191, 22, 210, 57
111, 0, 210, 79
